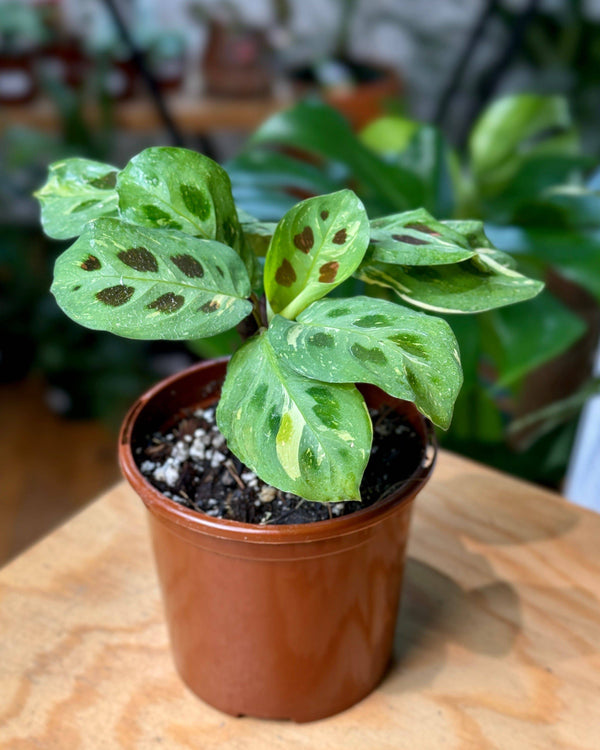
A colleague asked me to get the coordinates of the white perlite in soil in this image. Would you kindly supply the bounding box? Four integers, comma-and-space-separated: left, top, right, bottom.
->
137, 405, 347, 524
136, 402, 424, 525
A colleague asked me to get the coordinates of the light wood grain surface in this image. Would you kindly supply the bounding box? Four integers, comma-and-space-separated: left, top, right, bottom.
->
1, 451, 599, 749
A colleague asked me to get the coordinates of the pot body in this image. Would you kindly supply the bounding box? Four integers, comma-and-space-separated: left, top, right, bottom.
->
119, 359, 435, 721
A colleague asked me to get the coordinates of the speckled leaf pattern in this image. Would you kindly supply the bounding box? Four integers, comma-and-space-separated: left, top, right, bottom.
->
370, 209, 475, 266
268, 297, 462, 428
216, 332, 372, 503
116, 147, 256, 280
357, 246, 543, 313
264, 190, 370, 320
51, 218, 252, 340
35, 158, 119, 240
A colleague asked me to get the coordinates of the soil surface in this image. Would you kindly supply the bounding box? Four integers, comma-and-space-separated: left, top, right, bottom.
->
136, 404, 425, 525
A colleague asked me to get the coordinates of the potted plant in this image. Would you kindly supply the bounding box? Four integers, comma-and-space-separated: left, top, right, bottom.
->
35, 147, 542, 721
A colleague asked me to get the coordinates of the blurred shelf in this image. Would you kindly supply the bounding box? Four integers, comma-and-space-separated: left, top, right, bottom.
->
0, 92, 293, 135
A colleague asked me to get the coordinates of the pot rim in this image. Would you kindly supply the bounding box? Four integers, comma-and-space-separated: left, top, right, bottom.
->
119, 358, 436, 545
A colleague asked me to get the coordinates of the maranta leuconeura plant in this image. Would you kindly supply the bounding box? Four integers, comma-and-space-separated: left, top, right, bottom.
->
36, 147, 543, 503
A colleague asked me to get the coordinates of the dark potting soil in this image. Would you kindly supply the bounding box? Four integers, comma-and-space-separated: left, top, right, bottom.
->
136, 404, 426, 525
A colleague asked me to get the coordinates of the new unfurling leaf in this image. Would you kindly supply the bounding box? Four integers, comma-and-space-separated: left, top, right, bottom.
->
264, 190, 370, 319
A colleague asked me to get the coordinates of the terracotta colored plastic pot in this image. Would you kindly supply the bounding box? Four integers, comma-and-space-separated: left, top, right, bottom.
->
202, 21, 272, 98
119, 358, 436, 722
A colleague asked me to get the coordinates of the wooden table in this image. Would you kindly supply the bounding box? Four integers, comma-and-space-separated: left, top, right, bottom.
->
1, 451, 599, 748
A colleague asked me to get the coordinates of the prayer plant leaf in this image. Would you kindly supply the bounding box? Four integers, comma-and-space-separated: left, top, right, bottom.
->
264, 190, 370, 319
357, 248, 543, 313
358, 218, 542, 312
370, 208, 475, 265
216, 332, 372, 503
51, 218, 252, 340
268, 297, 462, 428
237, 208, 277, 257
35, 158, 119, 240
116, 146, 255, 279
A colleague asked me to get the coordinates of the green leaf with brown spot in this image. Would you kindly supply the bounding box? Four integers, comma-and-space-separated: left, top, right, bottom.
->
116, 147, 256, 280
216, 332, 372, 503
51, 218, 252, 340
268, 296, 462, 428
35, 158, 119, 239
357, 246, 543, 313
264, 190, 369, 320
370, 208, 475, 265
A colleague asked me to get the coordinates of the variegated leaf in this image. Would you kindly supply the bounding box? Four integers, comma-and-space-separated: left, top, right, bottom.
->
264, 190, 370, 320
268, 297, 462, 428
370, 208, 474, 265
35, 158, 119, 240
357, 248, 543, 313
51, 218, 252, 340
116, 147, 256, 280
216, 332, 372, 503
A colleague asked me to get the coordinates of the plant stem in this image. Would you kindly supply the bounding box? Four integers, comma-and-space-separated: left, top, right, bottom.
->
251, 293, 268, 328
237, 293, 267, 342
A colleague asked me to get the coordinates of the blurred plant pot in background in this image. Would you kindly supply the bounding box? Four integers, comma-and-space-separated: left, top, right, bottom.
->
148, 33, 186, 93
39, 37, 88, 90
290, 60, 402, 130
202, 20, 272, 98
119, 358, 435, 721
99, 54, 137, 101
0, 53, 36, 103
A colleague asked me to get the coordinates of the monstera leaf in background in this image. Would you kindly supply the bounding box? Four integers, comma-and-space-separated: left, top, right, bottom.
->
227, 93, 600, 487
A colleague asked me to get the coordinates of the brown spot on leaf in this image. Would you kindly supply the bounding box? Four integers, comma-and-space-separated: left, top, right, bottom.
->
319, 261, 339, 283
96, 285, 134, 306
293, 226, 314, 253
81, 254, 101, 271
147, 292, 185, 313
200, 299, 220, 313
392, 234, 428, 246
170, 254, 204, 278
72, 285, 81, 291
118, 247, 158, 273
405, 222, 442, 237
332, 229, 347, 244
89, 171, 118, 190
320, 210, 329, 221
275, 259, 296, 287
